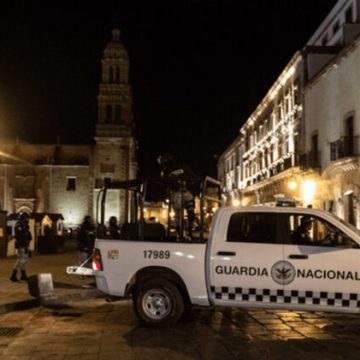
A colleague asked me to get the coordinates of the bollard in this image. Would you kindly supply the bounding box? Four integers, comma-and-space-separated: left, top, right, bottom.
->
28, 273, 55, 300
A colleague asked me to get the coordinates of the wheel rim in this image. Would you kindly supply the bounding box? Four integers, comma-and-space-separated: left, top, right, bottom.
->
142, 288, 172, 320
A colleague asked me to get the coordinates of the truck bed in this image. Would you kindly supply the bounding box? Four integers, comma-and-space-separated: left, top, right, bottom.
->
94, 238, 210, 306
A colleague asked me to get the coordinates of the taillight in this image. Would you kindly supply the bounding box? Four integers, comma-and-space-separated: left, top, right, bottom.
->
92, 248, 103, 271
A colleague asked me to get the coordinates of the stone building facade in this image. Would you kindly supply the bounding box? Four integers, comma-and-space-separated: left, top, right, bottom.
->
304, 35, 360, 226
0, 28, 137, 229
218, 0, 360, 227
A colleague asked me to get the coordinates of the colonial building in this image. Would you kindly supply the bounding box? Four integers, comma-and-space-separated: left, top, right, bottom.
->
218, 0, 360, 227
0, 28, 137, 229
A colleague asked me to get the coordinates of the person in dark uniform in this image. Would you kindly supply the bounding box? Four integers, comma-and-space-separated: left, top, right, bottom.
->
107, 216, 121, 239
171, 184, 196, 239
292, 216, 313, 245
77, 215, 95, 266
158, 153, 198, 239
157, 153, 196, 179
10, 213, 32, 282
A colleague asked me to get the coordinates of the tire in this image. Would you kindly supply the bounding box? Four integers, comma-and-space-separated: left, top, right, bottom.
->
133, 279, 184, 327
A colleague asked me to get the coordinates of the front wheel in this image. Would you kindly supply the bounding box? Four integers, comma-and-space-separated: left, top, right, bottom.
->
133, 279, 184, 327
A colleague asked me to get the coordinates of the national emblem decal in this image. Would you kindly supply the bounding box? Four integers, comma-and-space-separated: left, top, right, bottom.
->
271, 260, 296, 285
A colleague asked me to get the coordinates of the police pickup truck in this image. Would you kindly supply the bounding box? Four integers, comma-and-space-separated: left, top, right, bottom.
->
90, 178, 360, 327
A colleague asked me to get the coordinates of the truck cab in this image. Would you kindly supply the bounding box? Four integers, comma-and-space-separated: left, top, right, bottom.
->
208, 206, 360, 313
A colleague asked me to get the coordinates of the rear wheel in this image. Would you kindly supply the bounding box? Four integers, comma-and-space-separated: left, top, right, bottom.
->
133, 279, 184, 327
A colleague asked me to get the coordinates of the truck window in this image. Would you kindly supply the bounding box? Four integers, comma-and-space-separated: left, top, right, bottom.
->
287, 214, 358, 248
227, 212, 278, 244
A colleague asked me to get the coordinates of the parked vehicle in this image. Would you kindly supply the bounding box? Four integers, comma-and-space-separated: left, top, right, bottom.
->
91, 178, 360, 327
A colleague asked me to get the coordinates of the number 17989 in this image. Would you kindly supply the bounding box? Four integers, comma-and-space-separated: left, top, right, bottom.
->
143, 250, 171, 259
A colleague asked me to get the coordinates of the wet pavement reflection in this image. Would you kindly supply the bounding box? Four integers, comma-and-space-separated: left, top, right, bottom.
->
1, 299, 360, 359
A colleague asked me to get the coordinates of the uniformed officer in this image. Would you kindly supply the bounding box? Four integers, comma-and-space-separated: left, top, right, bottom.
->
107, 216, 121, 239
77, 215, 95, 266
171, 184, 196, 239
157, 153, 196, 179
10, 213, 32, 282
292, 216, 313, 245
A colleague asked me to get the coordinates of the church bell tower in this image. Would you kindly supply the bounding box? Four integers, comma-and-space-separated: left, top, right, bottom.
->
94, 28, 137, 223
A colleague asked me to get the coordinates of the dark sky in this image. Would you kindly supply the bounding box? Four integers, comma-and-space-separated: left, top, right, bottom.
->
0, 0, 338, 177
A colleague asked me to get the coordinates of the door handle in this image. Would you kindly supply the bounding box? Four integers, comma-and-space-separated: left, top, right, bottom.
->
217, 251, 236, 256
288, 254, 308, 259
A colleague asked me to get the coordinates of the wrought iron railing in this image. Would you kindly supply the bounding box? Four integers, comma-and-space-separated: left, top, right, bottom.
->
330, 136, 359, 161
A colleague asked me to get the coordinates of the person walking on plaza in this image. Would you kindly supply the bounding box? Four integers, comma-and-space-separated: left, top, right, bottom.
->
77, 215, 95, 267
10, 213, 32, 282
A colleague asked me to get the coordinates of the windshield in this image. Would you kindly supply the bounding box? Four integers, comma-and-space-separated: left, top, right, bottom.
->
326, 211, 360, 237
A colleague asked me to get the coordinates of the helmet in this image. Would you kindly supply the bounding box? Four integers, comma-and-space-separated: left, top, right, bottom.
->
20, 213, 29, 221
109, 216, 117, 225
157, 153, 174, 166
301, 216, 313, 226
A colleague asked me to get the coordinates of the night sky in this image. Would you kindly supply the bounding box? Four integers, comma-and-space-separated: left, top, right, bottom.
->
0, 0, 338, 177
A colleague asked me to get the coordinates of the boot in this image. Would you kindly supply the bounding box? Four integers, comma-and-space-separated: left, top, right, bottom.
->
10, 270, 19, 282
20, 270, 29, 281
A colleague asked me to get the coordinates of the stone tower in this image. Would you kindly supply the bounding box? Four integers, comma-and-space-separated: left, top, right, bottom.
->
94, 28, 137, 223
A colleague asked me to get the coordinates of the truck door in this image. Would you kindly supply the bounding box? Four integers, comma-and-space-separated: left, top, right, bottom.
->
209, 211, 285, 308
282, 213, 360, 312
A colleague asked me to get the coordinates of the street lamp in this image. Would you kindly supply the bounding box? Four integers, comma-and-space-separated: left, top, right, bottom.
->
232, 199, 241, 207
288, 180, 297, 190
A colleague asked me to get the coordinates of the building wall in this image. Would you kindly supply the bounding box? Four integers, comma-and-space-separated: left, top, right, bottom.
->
218, 53, 305, 206
0, 29, 137, 230
307, 0, 360, 46
305, 44, 360, 170
218, 0, 360, 227
304, 38, 360, 225
50, 166, 92, 227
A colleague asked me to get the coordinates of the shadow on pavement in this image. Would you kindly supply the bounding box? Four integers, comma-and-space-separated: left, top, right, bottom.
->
0, 299, 39, 314
53, 281, 84, 289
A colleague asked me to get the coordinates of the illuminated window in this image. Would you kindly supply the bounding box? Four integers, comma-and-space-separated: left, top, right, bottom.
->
259, 125, 263, 139
250, 134, 254, 147
271, 111, 277, 129
277, 102, 283, 120
66, 177, 76, 191
293, 80, 300, 105
264, 119, 269, 133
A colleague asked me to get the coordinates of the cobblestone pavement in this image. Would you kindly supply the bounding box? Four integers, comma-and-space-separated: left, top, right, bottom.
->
1, 297, 360, 359
1, 250, 360, 359
0, 249, 100, 313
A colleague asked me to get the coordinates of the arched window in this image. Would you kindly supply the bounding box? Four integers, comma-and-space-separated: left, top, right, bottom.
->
115, 67, 120, 83
345, 116, 354, 156
105, 105, 112, 123
109, 67, 114, 83
115, 105, 121, 123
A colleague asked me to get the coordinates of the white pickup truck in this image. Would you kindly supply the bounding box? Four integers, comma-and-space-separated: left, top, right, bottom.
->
91, 178, 360, 327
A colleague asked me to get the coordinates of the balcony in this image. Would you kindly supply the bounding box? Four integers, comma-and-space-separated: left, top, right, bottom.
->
330, 136, 359, 161
299, 151, 321, 169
